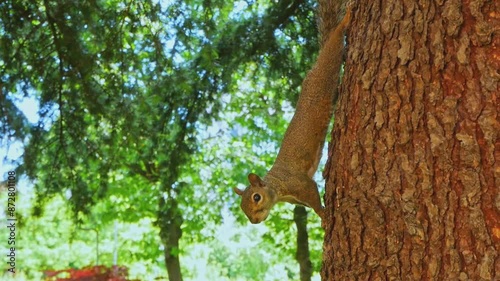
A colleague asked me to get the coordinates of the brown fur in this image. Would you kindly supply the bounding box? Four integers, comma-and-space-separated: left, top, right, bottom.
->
235, 6, 351, 224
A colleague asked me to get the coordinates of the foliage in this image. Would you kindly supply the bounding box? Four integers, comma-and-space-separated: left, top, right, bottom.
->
0, 0, 325, 279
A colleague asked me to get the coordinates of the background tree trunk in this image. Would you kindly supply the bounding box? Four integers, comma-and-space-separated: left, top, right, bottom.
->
294, 206, 313, 281
322, 0, 499, 280
158, 197, 184, 281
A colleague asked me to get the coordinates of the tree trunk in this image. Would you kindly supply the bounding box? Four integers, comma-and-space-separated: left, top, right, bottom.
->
158, 197, 184, 281
163, 244, 183, 281
294, 206, 313, 281
322, 0, 499, 280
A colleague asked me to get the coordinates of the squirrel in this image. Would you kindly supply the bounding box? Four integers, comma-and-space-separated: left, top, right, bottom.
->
234, 4, 352, 224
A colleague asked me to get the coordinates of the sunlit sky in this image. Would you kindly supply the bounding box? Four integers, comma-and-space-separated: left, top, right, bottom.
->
1, 97, 39, 177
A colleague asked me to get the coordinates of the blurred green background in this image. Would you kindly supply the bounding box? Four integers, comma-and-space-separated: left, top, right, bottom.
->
0, 0, 326, 280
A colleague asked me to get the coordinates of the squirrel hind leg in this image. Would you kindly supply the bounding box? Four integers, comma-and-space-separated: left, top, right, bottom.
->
341, 1, 353, 28
304, 180, 325, 219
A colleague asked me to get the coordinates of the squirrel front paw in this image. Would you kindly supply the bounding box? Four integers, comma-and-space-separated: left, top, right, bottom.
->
316, 207, 325, 220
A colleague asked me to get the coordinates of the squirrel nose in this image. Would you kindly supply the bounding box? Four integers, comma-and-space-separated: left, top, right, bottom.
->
250, 217, 261, 224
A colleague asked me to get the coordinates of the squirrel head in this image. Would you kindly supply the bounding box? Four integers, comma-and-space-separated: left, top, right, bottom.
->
234, 173, 277, 224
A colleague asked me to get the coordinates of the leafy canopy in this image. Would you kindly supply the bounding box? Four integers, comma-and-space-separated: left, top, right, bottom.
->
0, 0, 323, 278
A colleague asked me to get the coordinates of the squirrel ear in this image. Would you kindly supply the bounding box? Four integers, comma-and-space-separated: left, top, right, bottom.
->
248, 173, 264, 187
233, 187, 244, 196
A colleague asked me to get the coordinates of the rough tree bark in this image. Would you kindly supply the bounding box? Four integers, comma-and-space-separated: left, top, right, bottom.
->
322, 0, 499, 280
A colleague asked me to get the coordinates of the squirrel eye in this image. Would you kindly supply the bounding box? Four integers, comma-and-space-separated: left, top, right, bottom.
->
253, 193, 261, 202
